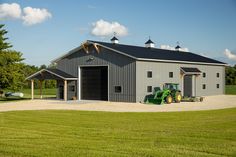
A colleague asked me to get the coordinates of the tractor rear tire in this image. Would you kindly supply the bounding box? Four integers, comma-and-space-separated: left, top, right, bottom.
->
175, 92, 182, 103
166, 95, 173, 104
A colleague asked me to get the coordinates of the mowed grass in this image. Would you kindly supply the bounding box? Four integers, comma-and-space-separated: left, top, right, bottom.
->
0, 88, 56, 103
226, 85, 236, 95
0, 109, 235, 157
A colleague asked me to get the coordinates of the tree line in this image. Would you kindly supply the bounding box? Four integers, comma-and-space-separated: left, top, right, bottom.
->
225, 65, 236, 85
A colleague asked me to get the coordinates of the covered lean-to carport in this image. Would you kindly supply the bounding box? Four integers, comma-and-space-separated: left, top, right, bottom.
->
26, 69, 77, 101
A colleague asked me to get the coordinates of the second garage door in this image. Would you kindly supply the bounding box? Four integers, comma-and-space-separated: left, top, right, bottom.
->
81, 66, 108, 100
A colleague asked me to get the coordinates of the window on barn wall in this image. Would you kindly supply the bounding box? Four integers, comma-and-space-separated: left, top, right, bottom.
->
69, 85, 75, 92
202, 84, 206, 89
217, 84, 220, 88
147, 86, 152, 92
147, 71, 152, 78
115, 86, 122, 93
169, 72, 173, 78
217, 73, 220, 78
203, 72, 206, 78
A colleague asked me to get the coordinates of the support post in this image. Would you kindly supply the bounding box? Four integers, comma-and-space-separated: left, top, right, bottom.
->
64, 80, 67, 101
31, 80, 34, 100
182, 74, 185, 96
39, 80, 43, 99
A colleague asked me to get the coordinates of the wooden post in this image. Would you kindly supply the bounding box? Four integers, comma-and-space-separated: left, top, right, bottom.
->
39, 80, 43, 99
31, 80, 34, 100
64, 80, 67, 101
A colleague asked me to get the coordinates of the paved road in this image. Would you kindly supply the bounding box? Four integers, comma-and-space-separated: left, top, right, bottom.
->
0, 95, 236, 112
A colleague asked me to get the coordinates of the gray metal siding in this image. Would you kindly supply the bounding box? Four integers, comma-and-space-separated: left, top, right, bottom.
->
136, 61, 225, 102
57, 46, 136, 102
67, 81, 77, 100
56, 80, 77, 100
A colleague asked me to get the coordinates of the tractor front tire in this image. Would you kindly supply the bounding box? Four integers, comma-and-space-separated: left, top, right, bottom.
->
175, 92, 182, 103
166, 95, 173, 104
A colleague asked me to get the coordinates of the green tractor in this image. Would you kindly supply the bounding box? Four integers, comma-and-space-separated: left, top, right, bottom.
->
145, 83, 182, 104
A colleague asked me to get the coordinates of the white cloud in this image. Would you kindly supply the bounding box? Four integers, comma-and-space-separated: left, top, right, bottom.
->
0, 3, 51, 26
224, 49, 236, 61
160, 45, 189, 52
22, 7, 52, 25
160, 45, 175, 51
0, 3, 21, 19
91, 19, 128, 37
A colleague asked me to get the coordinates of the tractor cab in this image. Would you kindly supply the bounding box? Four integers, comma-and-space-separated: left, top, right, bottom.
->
163, 83, 180, 91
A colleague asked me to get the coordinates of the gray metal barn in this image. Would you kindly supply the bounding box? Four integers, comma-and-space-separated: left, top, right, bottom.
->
27, 37, 226, 102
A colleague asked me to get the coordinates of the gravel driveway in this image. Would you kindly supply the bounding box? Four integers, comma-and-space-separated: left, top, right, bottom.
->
0, 95, 236, 112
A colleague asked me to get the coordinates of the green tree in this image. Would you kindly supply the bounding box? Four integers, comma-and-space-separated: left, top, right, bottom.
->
0, 24, 25, 91
0, 24, 12, 51
225, 65, 236, 85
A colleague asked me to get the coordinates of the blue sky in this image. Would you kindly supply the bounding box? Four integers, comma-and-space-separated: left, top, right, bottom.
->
1, 0, 236, 66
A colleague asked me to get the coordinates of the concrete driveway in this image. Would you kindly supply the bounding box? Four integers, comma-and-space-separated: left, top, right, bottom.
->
0, 95, 236, 112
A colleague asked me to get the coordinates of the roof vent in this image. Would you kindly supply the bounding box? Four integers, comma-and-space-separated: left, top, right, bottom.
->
110, 36, 119, 44
175, 42, 181, 51
145, 37, 155, 48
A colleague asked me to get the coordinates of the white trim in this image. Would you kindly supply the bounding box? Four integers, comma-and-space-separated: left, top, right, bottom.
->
182, 72, 201, 75
107, 65, 110, 101
78, 67, 81, 101
51, 40, 137, 63
91, 42, 137, 60
78, 65, 109, 101
26, 69, 77, 80
137, 58, 227, 66
26, 69, 45, 80
182, 74, 198, 97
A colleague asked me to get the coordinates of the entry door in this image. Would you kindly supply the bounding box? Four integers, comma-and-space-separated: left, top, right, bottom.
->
81, 66, 108, 100
184, 75, 192, 97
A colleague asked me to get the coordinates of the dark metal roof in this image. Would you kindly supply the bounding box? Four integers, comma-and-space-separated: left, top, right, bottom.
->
48, 69, 76, 78
181, 67, 201, 73
88, 40, 225, 65
26, 69, 77, 80
111, 36, 118, 41
145, 39, 154, 44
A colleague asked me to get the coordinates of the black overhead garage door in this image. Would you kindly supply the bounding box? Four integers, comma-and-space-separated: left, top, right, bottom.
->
81, 66, 108, 100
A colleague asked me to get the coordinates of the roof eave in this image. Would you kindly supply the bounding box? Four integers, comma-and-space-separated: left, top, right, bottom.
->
26, 69, 78, 80
136, 58, 227, 66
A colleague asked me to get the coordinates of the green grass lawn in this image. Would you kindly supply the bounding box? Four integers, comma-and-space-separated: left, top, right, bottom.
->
0, 88, 56, 103
226, 85, 236, 95
0, 108, 235, 157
